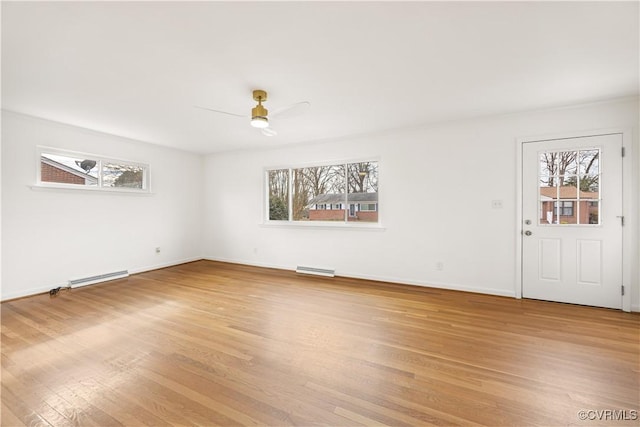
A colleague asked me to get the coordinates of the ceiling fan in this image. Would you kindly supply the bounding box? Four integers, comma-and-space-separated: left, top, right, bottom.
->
195, 90, 310, 137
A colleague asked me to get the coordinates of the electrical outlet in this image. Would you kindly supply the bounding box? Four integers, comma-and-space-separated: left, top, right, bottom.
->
491, 200, 503, 209
155, 247, 161, 254
436, 262, 444, 271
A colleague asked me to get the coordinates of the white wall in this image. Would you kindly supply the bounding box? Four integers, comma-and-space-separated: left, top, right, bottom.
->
3, 99, 637, 309
203, 98, 640, 309
1, 111, 204, 300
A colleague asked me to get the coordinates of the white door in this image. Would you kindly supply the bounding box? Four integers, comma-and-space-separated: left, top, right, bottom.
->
522, 134, 623, 309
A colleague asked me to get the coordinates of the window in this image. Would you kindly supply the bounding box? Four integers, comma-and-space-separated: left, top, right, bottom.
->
102, 162, 145, 189
554, 201, 574, 216
267, 169, 289, 220
538, 149, 600, 225
38, 147, 149, 192
266, 160, 379, 224
292, 164, 345, 221
347, 162, 378, 222
359, 203, 377, 212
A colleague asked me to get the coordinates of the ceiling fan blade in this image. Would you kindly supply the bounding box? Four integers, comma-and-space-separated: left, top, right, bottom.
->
193, 105, 247, 118
261, 128, 278, 137
270, 101, 310, 120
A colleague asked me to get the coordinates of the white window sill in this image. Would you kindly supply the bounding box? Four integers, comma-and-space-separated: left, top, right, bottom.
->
260, 221, 386, 231
30, 184, 154, 196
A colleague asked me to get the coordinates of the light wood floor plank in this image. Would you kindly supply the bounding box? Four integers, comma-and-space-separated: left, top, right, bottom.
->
2, 260, 638, 426
1, 401, 28, 427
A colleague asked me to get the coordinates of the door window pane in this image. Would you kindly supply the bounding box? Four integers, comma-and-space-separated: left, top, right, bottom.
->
581, 201, 600, 225
540, 201, 557, 224
555, 201, 574, 217
557, 151, 578, 176
558, 180, 579, 199
579, 150, 600, 175
538, 148, 601, 226
539, 182, 558, 225
555, 200, 576, 224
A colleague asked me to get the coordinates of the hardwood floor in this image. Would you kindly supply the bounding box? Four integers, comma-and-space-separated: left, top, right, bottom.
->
1, 260, 638, 426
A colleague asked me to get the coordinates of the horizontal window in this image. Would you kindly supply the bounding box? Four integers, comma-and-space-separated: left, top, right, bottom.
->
266, 160, 378, 224
37, 147, 149, 192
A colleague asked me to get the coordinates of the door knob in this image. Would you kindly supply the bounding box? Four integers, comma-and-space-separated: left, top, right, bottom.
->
524, 230, 532, 236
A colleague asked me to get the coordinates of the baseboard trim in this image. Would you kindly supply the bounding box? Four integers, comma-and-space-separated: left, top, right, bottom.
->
203, 256, 291, 272
4, 256, 628, 309
203, 256, 516, 298
1, 256, 204, 302
128, 257, 204, 275
338, 271, 517, 298
631, 304, 640, 313
1, 285, 58, 302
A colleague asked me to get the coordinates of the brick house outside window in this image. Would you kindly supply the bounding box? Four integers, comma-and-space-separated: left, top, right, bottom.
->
41, 155, 98, 186
307, 192, 378, 222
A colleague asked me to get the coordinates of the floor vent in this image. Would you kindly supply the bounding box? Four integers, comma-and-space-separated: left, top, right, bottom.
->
69, 270, 129, 288
295, 266, 335, 277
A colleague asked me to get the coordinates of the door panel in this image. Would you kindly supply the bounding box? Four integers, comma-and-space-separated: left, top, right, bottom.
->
539, 238, 561, 281
522, 134, 622, 309
576, 239, 601, 285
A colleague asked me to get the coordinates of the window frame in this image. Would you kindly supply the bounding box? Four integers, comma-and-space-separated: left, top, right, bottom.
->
264, 157, 381, 228
36, 146, 150, 193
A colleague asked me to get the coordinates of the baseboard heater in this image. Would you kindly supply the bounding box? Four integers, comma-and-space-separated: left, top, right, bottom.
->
295, 266, 335, 277
69, 270, 129, 288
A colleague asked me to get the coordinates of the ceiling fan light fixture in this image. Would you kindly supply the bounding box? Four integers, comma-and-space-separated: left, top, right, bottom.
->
197, 89, 309, 137
251, 116, 269, 128
251, 101, 269, 128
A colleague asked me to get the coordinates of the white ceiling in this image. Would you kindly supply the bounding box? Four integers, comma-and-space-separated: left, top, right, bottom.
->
2, 2, 638, 154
